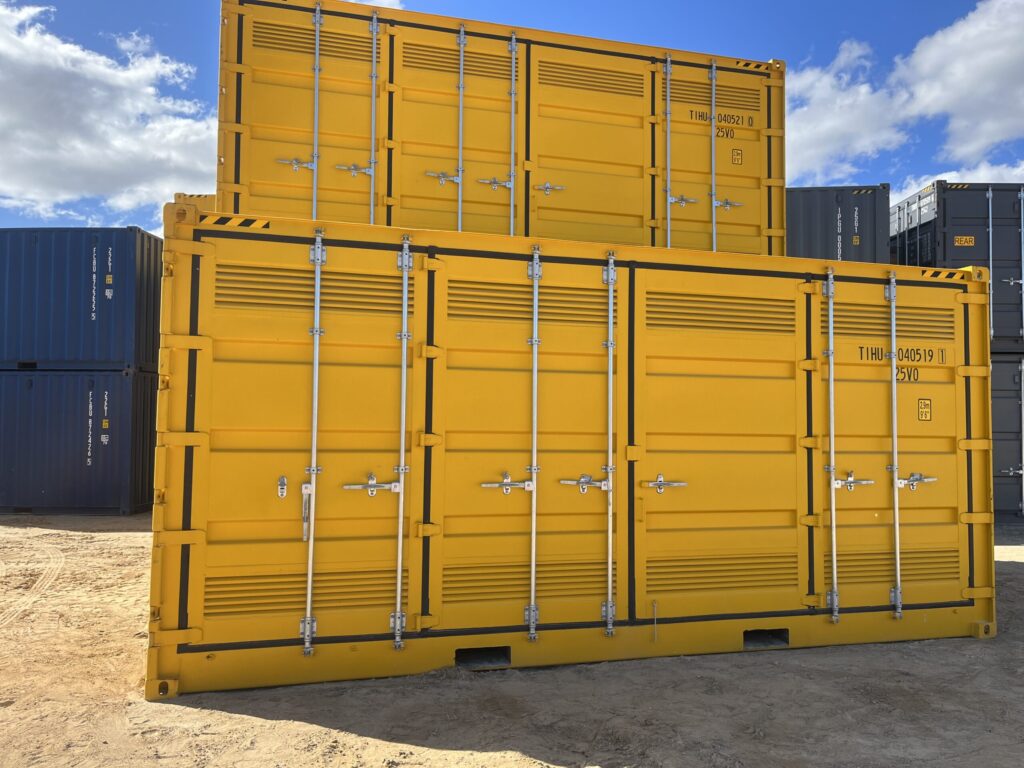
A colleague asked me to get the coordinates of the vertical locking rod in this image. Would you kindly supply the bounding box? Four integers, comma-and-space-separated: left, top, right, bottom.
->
368, 12, 380, 225
310, 3, 323, 220
887, 272, 903, 619
301, 230, 327, 655
664, 54, 673, 248
825, 267, 840, 623
988, 186, 994, 338
709, 61, 719, 251
391, 235, 413, 649
602, 252, 617, 636
526, 245, 542, 640
457, 25, 466, 231
508, 32, 518, 236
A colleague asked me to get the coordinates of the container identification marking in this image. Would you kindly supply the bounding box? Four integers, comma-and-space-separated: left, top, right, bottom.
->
918, 399, 932, 421
858, 346, 946, 364
954, 236, 975, 247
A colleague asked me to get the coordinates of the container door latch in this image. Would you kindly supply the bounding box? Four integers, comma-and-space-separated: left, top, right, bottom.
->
481, 471, 534, 495
832, 470, 874, 492
642, 474, 688, 494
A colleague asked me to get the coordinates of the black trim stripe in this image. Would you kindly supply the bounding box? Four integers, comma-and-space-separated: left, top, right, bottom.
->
766, 85, 773, 256
627, 267, 637, 621
650, 70, 657, 247
233, 16, 243, 215
523, 42, 532, 238
964, 303, 975, 588
178, 599, 975, 654
386, 35, 395, 227
804, 285, 815, 596
236, 0, 773, 77
177, 250, 202, 632
421, 254, 437, 619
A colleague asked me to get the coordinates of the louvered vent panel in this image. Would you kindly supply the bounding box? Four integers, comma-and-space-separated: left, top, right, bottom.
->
824, 549, 960, 586
448, 280, 608, 325
823, 304, 955, 341
204, 569, 406, 617
403, 43, 511, 79
647, 292, 795, 334
443, 561, 613, 603
647, 552, 798, 593
216, 263, 412, 315
666, 81, 761, 112
538, 60, 644, 98
251, 21, 379, 63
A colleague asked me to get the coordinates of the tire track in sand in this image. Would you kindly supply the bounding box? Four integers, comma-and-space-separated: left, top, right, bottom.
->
0, 541, 65, 628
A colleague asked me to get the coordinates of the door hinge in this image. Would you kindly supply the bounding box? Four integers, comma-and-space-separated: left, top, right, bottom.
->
799, 514, 822, 527
956, 365, 989, 378
955, 293, 987, 304
625, 445, 645, 462
797, 359, 820, 372
416, 522, 442, 538
797, 282, 819, 295
962, 587, 994, 599
420, 344, 444, 359
959, 512, 993, 525
412, 614, 441, 630
150, 627, 203, 646
418, 432, 443, 447
153, 529, 205, 547
801, 594, 827, 608
798, 436, 820, 449
958, 439, 992, 451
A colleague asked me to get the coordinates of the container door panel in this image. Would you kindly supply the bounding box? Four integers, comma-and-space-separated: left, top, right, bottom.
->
530, 49, 649, 245
992, 357, 1022, 519
633, 271, 807, 618
393, 29, 515, 235
232, 10, 383, 223
821, 280, 966, 610
429, 255, 615, 631
199, 240, 424, 645
662, 66, 766, 254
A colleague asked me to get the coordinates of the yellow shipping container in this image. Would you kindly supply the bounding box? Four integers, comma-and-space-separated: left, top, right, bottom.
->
217, 0, 786, 255
147, 202, 995, 698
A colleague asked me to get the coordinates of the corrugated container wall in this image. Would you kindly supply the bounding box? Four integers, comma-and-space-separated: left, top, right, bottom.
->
216, 0, 786, 255
0, 228, 162, 370
786, 185, 889, 262
146, 202, 995, 698
0, 371, 157, 514
891, 181, 1024, 353
992, 355, 1023, 522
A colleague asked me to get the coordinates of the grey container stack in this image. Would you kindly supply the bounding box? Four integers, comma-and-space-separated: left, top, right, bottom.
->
786, 185, 890, 262
0, 228, 161, 515
891, 182, 1024, 523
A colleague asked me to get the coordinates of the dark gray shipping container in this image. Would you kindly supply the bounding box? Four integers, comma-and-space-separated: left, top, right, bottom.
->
786, 185, 890, 262
0, 228, 161, 370
993, 355, 1023, 523
0, 371, 156, 515
890, 181, 1024, 352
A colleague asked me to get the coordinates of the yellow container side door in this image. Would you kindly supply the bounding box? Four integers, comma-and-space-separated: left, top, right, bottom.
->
660, 64, 768, 255
820, 278, 968, 611
632, 269, 808, 619
234, 8, 384, 223
198, 238, 425, 646
528, 48, 650, 245
426, 253, 619, 631
392, 27, 517, 235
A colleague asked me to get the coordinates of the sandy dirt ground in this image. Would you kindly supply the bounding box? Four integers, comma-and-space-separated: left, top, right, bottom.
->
0, 515, 1021, 768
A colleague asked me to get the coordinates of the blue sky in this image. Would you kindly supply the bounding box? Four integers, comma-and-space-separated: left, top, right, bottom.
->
0, 0, 1022, 231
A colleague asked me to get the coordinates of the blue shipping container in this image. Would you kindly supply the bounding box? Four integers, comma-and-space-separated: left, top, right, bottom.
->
0, 371, 156, 514
0, 228, 161, 370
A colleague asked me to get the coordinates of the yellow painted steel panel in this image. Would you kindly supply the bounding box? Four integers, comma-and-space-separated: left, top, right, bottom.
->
217, 0, 786, 255
147, 203, 994, 699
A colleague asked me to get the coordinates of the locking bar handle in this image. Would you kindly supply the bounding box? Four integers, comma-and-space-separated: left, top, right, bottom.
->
1000, 466, 1024, 477
337, 162, 373, 177
832, 470, 875, 492
342, 472, 400, 497
643, 474, 688, 494
278, 157, 315, 172
477, 176, 512, 191
560, 473, 609, 494
481, 471, 535, 495
668, 192, 699, 208
896, 472, 937, 491
534, 182, 566, 196
714, 197, 743, 211
426, 171, 461, 186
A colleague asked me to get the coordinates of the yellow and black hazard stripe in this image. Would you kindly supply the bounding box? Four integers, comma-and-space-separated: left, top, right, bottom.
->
199, 215, 270, 229
922, 269, 968, 281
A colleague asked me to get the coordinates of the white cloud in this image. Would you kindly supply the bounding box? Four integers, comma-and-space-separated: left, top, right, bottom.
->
0, 2, 216, 224
358, 0, 405, 8
891, 159, 1024, 204
892, 0, 1024, 164
786, 41, 905, 184
788, 0, 1024, 187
